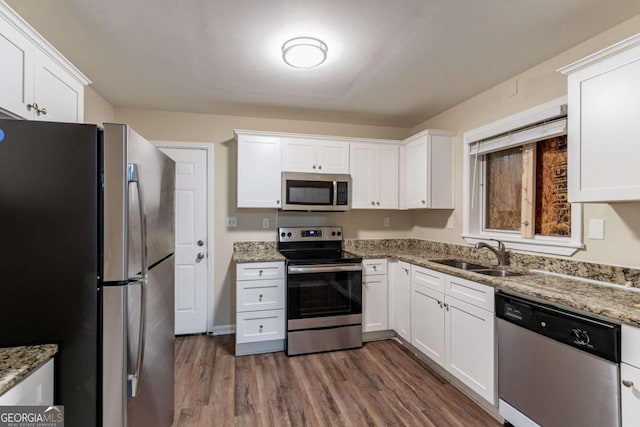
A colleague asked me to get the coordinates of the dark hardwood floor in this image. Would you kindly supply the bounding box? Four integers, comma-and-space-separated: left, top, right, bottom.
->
172, 335, 500, 427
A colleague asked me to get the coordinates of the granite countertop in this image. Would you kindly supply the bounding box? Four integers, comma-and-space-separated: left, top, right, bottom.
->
348, 247, 640, 327
0, 344, 58, 396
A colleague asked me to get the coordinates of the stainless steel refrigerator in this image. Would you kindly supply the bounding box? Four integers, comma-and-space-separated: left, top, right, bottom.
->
0, 119, 175, 427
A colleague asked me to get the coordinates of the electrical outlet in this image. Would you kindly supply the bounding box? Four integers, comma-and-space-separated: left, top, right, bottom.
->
262, 217, 270, 229
383, 217, 390, 227
226, 217, 237, 227
588, 218, 604, 240
447, 215, 455, 229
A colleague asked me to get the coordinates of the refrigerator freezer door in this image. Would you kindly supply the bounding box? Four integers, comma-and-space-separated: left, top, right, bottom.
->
127, 255, 175, 426
103, 123, 175, 282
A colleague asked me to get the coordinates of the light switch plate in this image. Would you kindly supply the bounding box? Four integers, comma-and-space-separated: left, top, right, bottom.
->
226, 217, 237, 227
262, 218, 270, 229
588, 218, 605, 240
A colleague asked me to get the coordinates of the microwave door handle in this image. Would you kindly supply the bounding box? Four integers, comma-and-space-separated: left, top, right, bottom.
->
333, 181, 337, 207
126, 163, 148, 398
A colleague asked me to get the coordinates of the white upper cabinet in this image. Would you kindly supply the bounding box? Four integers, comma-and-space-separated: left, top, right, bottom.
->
236, 133, 282, 208
402, 130, 455, 209
350, 142, 399, 209
560, 34, 640, 202
0, 2, 89, 122
282, 137, 349, 174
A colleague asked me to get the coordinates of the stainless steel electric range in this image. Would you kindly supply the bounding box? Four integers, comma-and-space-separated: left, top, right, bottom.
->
278, 226, 363, 356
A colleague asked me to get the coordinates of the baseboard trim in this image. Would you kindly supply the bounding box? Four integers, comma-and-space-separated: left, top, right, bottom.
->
210, 324, 235, 336
363, 330, 395, 342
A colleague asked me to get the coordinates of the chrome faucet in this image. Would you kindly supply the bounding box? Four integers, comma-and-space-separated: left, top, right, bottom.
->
475, 239, 508, 266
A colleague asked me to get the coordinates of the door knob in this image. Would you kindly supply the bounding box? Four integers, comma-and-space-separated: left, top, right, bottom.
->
197, 240, 204, 246
196, 253, 205, 261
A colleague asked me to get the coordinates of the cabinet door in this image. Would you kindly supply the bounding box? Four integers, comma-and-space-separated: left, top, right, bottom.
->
445, 295, 495, 404
621, 363, 640, 427
411, 283, 445, 366
429, 134, 454, 209
33, 52, 84, 123
363, 274, 388, 332
376, 145, 399, 209
282, 137, 317, 172
350, 143, 376, 208
316, 140, 349, 174
405, 135, 428, 209
0, 16, 34, 119
237, 135, 282, 208
0, 359, 53, 405
394, 261, 411, 342
567, 42, 640, 202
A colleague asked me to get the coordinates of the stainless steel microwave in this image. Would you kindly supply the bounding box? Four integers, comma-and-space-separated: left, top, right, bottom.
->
281, 172, 351, 211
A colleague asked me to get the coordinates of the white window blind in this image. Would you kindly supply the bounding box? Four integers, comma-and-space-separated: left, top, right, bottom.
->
469, 117, 567, 156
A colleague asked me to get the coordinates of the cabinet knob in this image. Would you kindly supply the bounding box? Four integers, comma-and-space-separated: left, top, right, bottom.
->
421, 200, 426, 204
276, 200, 280, 204
259, 325, 263, 331
39, 107, 47, 116
197, 240, 205, 247
259, 294, 263, 301
196, 252, 205, 261
376, 201, 380, 206
444, 302, 449, 311
437, 300, 442, 308
623, 379, 634, 388
318, 165, 322, 170
26, 103, 39, 111
371, 201, 375, 205
373, 265, 377, 270
312, 165, 316, 169
259, 270, 263, 276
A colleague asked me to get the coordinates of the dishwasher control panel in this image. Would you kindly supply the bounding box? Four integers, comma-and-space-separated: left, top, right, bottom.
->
496, 293, 621, 362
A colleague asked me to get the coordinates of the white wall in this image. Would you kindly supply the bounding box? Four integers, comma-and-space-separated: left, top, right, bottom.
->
411, 14, 640, 268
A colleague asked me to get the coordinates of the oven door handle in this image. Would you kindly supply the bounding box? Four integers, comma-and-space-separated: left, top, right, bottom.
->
288, 264, 363, 274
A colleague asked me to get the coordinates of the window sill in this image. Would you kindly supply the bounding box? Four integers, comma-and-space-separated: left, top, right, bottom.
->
462, 233, 584, 257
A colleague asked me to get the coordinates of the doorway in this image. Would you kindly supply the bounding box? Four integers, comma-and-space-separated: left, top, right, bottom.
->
156, 144, 213, 335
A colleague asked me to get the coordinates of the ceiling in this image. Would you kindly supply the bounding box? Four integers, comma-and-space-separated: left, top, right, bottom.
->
7, 0, 640, 127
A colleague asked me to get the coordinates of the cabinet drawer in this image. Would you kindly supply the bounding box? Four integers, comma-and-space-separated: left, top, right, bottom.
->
411, 265, 445, 293
236, 279, 284, 312
363, 258, 387, 275
236, 309, 285, 344
445, 275, 494, 312
236, 262, 284, 281
622, 324, 640, 368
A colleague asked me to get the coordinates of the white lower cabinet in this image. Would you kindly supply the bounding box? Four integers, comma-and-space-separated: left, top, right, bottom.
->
409, 264, 496, 405
411, 282, 445, 366
393, 261, 411, 342
622, 324, 640, 426
444, 295, 495, 403
0, 358, 54, 405
622, 363, 640, 426
363, 259, 388, 332
235, 261, 285, 355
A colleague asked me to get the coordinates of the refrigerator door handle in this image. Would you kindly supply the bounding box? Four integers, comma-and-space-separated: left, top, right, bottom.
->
127, 163, 148, 398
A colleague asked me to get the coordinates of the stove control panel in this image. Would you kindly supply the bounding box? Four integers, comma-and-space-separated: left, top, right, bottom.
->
278, 226, 343, 242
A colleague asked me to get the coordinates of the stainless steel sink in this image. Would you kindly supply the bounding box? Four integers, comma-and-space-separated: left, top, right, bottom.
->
432, 259, 488, 271
473, 269, 523, 277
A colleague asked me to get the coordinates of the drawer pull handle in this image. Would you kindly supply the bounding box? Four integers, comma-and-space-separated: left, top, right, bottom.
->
623, 379, 634, 388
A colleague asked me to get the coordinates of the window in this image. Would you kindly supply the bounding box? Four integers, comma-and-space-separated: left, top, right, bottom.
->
463, 97, 583, 256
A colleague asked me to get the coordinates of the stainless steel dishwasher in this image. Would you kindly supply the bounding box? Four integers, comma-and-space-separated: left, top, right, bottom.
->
496, 292, 621, 427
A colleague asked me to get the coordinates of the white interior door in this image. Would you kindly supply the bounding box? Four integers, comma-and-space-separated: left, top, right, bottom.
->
160, 148, 208, 334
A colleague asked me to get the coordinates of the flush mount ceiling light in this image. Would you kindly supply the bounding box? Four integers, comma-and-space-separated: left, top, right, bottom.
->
282, 37, 328, 69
